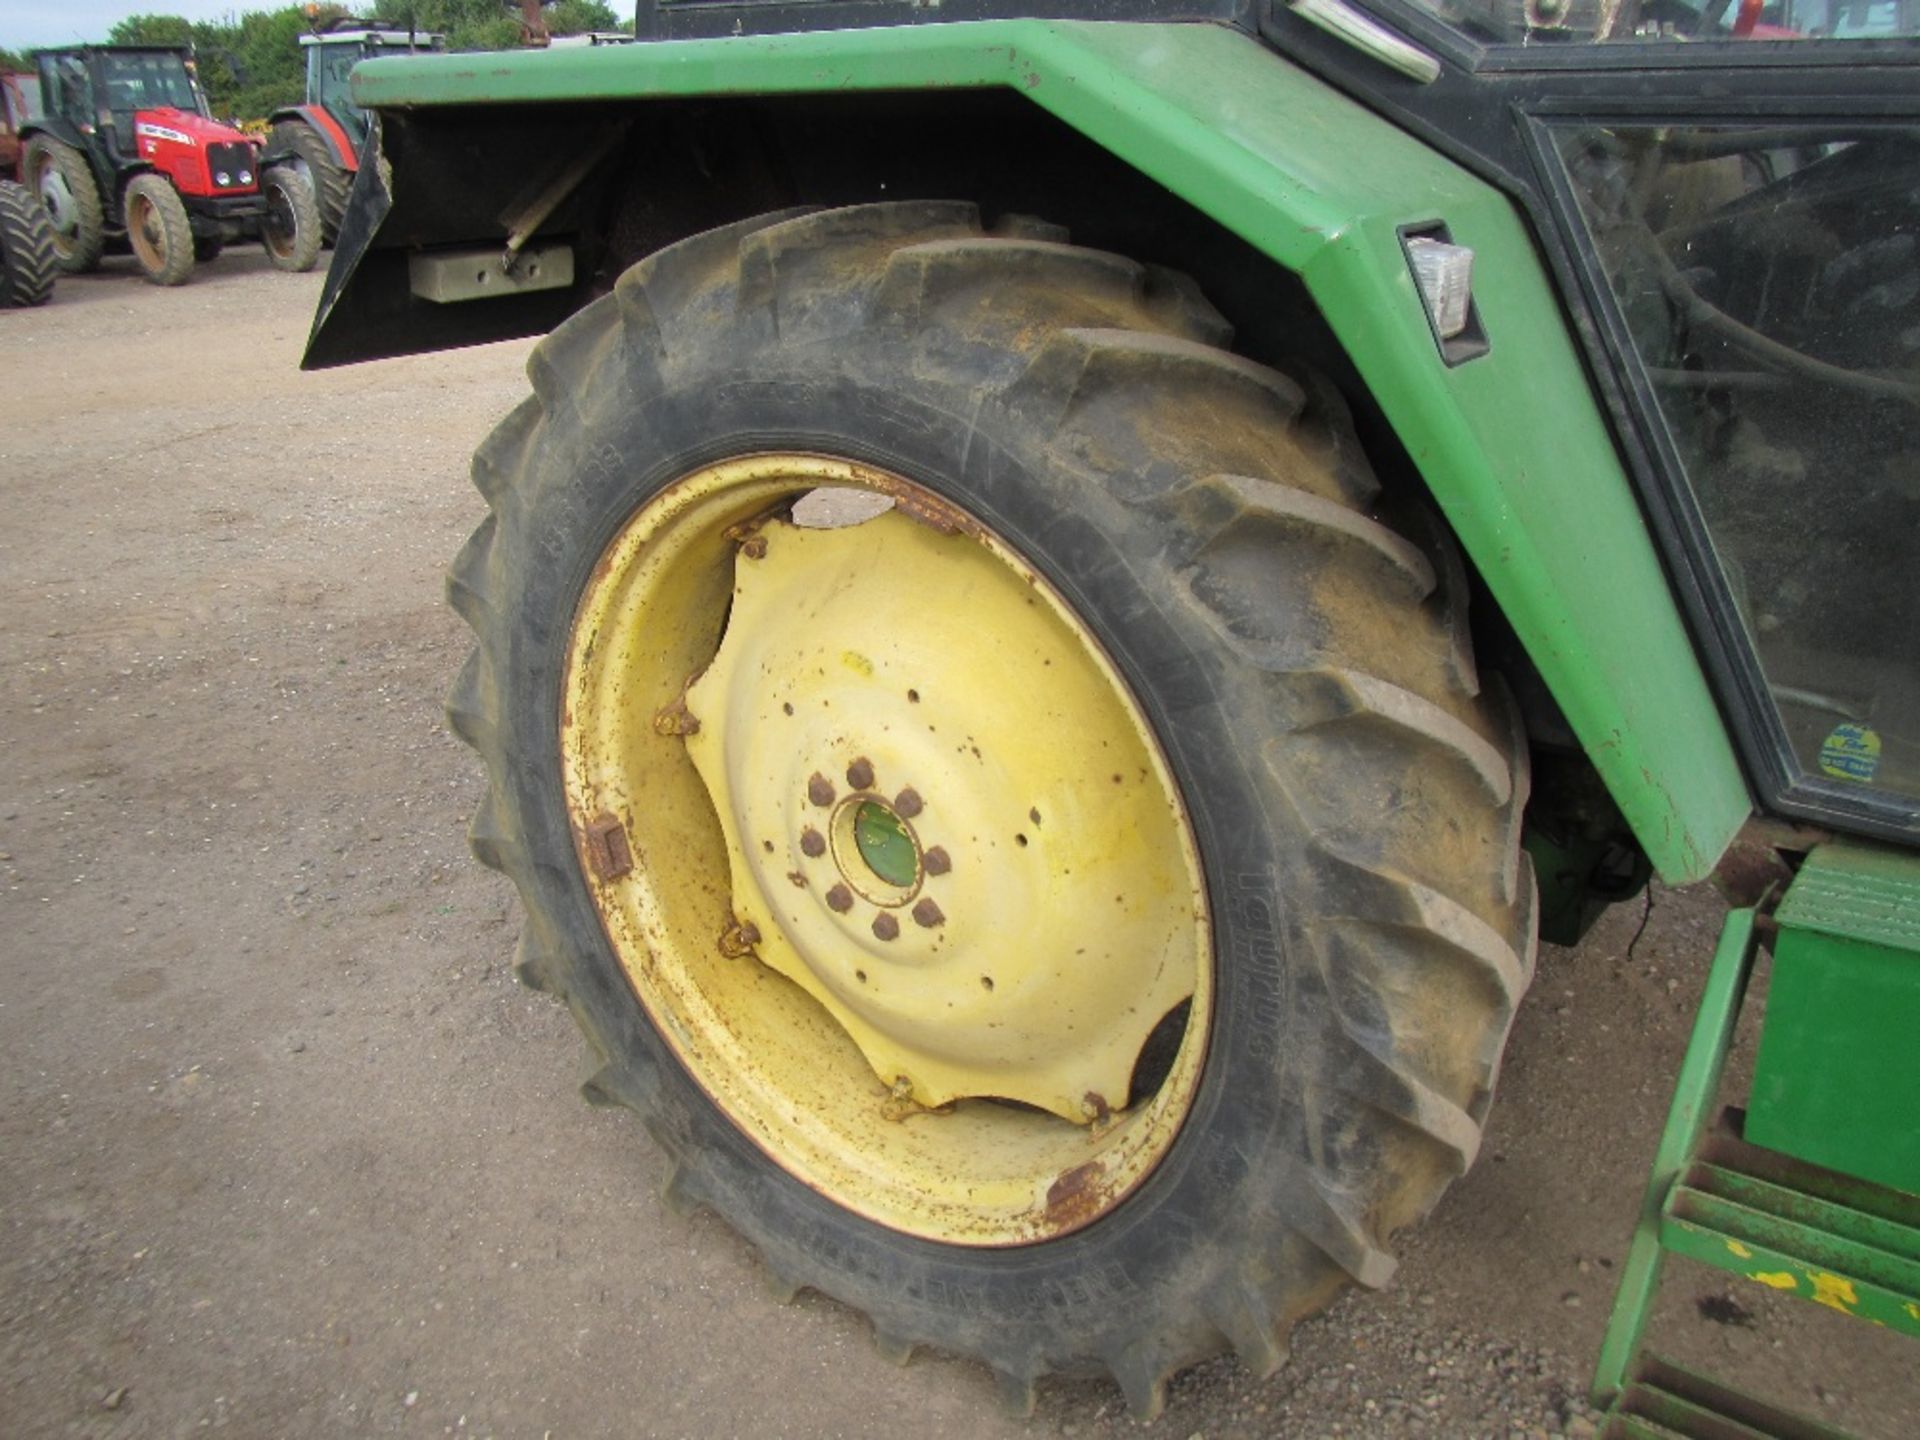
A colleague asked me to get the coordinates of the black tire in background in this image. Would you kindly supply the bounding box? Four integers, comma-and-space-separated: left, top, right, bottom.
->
0, 179, 58, 306
21, 136, 104, 274
270, 120, 351, 244
260, 166, 322, 273
449, 202, 1537, 1415
193, 234, 224, 263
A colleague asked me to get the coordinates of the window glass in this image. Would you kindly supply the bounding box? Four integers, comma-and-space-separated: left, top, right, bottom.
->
100, 52, 199, 114
1555, 123, 1920, 807
1405, 0, 1919, 45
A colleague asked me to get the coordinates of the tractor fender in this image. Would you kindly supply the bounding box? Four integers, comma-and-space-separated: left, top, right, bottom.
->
302, 19, 1753, 885
265, 104, 358, 172
19, 117, 88, 153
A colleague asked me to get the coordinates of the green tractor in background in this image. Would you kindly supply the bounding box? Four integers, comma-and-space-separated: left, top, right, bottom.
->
303, 0, 1920, 1427
267, 20, 443, 244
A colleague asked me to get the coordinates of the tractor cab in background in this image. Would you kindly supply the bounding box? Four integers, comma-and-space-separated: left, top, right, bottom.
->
21, 45, 318, 284
268, 23, 444, 245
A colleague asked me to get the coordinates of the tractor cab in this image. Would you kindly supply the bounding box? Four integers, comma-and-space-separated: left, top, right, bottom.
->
271, 24, 443, 243
298, 24, 445, 154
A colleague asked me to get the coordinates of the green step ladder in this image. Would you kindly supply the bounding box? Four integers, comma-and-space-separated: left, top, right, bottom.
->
1592, 847, 1920, 1440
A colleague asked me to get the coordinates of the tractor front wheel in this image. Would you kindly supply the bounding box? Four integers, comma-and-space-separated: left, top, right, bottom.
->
22, 136, 104, 274
451, 203, 1536, 1414
270, 120, 350, 243
123, 175, 194, 286
0, 179, 58, 306
260, 166, 321, 273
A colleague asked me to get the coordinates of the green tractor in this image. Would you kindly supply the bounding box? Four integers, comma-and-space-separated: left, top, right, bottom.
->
303, 1, 1920, 1426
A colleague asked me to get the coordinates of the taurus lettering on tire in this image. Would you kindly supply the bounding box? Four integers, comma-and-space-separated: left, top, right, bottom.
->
448, 202, 1536, 1415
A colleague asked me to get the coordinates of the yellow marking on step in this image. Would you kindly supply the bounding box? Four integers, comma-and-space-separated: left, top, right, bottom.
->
1811, 1273, 1859, 1314
1725, 1240, 1753, 1260
1751, 1271, 1798, 1291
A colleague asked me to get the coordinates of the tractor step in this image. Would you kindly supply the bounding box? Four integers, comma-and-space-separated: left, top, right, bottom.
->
1663, 1135, 1920, 1339
1602, 1352, 1859, 1440
1592, 862, 1920, 1439
1603, 1354, 1854, 1440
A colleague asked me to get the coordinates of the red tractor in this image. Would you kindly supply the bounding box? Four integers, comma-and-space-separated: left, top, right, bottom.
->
21, 45, 319, 285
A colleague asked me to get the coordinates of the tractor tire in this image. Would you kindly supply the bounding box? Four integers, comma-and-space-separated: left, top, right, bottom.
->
260, 165, 321, 273
123, 174, 194, 286
449, 202, 1535, 1416
0, 179, 58, 306
271, 120, 350, 244
22, 135, 104, 274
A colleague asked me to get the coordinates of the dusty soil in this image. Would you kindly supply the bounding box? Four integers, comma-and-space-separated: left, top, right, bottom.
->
2, 256, 1914, 1440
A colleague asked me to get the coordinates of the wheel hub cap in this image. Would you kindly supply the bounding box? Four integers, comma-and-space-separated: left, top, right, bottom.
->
681, 512, 1198, 1123
38, 172, 75, 235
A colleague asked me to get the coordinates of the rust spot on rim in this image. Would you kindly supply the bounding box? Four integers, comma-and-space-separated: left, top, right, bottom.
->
1044, 1160, 1108, 1230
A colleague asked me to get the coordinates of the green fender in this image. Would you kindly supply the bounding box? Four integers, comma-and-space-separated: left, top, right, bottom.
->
352, 19, 1752, 883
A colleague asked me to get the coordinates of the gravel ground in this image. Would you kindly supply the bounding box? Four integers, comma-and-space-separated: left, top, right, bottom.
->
2, 254, 1915, 1439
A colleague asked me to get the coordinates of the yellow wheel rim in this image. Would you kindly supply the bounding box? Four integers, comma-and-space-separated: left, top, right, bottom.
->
562, 454, 1211, 1244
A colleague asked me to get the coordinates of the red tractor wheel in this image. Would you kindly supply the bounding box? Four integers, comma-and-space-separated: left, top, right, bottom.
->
123, 174, 195, 286
22, 136, 104, 274
261, 166, 322, 273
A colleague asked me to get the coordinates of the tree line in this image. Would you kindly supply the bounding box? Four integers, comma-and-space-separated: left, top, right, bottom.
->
1, 0, 620, 120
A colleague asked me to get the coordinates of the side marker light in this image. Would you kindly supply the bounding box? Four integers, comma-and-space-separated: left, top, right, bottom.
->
1404, 236, 1475, 341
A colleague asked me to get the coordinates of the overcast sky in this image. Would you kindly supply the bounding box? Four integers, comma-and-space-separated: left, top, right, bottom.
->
4, 1, 637, 50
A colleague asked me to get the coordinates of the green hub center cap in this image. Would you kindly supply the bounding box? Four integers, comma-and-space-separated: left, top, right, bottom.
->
854, 801, 919, 889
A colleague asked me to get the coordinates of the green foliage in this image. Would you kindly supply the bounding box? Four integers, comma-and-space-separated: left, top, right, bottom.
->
547, 0, 622, 36
374, 0, 621, 48
0, 48, 31, 74
107, 14, 198, 47
9, 0, 623, 121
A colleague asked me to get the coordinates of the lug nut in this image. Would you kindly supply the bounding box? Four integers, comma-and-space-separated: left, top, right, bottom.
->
652, 697, 699, 736
825, 883, 853, 914
847, 757, 875, 791
893, 787, 923, 819
740, 536, 768, 560
807, 773, 836, 807
799, 826, 826, 858
922, 846, 950, 876
911, 898, 944, 929
718, 921, 761, 958
871, 913, 900, 941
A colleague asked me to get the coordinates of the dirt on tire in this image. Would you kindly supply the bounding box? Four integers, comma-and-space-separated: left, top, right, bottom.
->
1, 258, 1915, 1440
